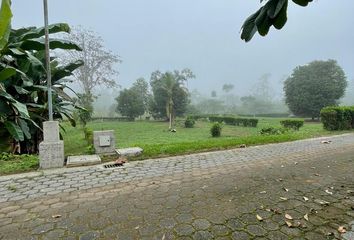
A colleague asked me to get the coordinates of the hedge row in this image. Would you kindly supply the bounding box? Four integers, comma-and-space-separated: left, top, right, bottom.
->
320, 106, 354, 130
208, 116, 258, 127
280, 120, 304, 131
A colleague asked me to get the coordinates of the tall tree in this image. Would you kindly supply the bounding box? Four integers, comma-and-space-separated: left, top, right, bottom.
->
116, 88, 144, 120
222, 84, 234, 93
284, 60, 347, 119
131, 78, 150, 112
63, 26, 121, 95
241, 0, 313, 42
150, 69, 194, 129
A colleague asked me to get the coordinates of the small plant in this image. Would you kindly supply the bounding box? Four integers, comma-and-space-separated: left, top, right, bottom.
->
260, 127, 287, 135
7, 185, 17, 192
280, 120, 304, 131
83, 127, 94, 144
184, 117, 196, 128
210, 123, 222, 137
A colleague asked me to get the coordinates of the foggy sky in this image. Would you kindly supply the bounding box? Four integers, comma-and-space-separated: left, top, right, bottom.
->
11, 0, 354, 98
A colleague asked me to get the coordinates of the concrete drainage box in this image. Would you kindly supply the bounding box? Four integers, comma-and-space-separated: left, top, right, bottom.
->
93, 130, 116, 155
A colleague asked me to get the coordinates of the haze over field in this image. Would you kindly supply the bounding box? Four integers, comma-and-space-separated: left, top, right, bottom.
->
11, 1, 354, 109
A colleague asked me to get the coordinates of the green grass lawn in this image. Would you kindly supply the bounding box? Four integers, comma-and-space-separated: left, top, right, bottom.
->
62, 118, 353, 159
1, 117, 352, 175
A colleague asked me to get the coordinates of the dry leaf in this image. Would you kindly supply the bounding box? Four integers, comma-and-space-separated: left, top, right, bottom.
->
259, 191, 267, 194
314, 173, 321, 176
285, 221, 293, 228
52, 214, 61, 219
314, 199, 330, 205
303, 196, 309, 201
256, 214, 263, 221
283, 187, 289, 192
265, 208, 271, 212
338, 226, 346, 233
321, 140, 331, 144
285, 214, 293, 220
277, 178, 284, 182
135, 226, 140, 230
325, 189, 333, 195
280, 197, 288, 201
294, 162, 298, 165
304, 214, 309, 221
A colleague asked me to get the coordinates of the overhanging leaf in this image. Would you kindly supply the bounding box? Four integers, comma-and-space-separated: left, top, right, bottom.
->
292, 0, 313, 7
4, 121, 24, 141
17, 38, 82, 51
0, 0, 12, 51
18, 118, 31, 139
0, 67, 16, 81
19, 23, 71, 41
241, 8, 262, 42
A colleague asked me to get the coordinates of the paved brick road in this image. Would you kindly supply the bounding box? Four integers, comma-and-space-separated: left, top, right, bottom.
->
0, 134, 354, 239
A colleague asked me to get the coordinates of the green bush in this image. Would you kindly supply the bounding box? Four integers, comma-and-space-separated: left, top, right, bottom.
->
260, 127, 287, 135
83, 127, 94, 144
210, 123, 222, 137
320, 106, 354, 130
184, 117, 196, 128
280, 120, 304, 131
208, 116, 258, 127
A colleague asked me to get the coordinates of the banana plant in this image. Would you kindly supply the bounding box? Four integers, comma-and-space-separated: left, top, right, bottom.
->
0, 2, 84, 153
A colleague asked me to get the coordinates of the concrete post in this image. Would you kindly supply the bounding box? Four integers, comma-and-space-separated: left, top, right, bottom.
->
39, 121, 64, 169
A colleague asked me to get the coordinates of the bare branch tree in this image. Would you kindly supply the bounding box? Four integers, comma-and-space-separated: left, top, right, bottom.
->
63, 26, 121, 95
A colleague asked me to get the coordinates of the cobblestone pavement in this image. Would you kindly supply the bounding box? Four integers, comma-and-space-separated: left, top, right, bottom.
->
0, 134, 354, 239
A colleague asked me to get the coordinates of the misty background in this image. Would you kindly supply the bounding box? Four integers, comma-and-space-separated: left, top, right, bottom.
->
11, 0, 354, 116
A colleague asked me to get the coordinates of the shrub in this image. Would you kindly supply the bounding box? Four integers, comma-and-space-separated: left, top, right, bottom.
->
280, 120, 304, 131
83, 127, 94, 144
208, 116, 258, 127
320, 106, 354, 130
184, 117, 196, 128
260, 127, 287, 135
210, 123, 222, 137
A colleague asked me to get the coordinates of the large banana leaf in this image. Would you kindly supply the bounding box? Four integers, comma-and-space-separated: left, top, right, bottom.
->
0, 0, 12, 51
4, 121, 24, 141
16, 38, 82, 51
19, 23, 71, 41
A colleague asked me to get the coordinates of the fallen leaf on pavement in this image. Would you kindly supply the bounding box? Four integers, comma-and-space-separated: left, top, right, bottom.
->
265, 208, 271, 212
303, 196, 309, 201
280, 197, 288, 201
314, 173, 321, 176
338, 226, 346, 233
325, 189, 333, 195
285, 221, 293, 228
321, 140, 332, 144
314, 199, 330, 205
52, 214, 61, 219
259, 191, 267, 194
285, 214, 293, 220
256, 214, 263, 221
283, 187, 289, 192
304, 214, 309, 221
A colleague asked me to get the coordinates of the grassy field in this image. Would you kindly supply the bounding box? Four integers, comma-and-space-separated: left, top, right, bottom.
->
62, 118, 352, 159
1, 117, 352, 175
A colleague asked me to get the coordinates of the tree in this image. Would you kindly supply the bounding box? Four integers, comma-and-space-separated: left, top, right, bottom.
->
252, 73, 274, 102
0, 12, 83, 152
63, 26, 121, 95
241, 0, 313, 42
131, 78, 150, 112
211, 90, 217, 98
116, 88, 145, 120
222, 84, 234, 93
73, 93, 95, 126
284, 60, 347, 119
150, 69, 194, 129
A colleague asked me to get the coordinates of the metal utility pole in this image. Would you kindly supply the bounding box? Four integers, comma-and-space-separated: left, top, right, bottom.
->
43, 0, 53, 120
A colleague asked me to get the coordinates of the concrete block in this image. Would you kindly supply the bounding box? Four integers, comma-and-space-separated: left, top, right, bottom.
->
43, 121, 60, 142
116, 147, 143, 157
66, 155, 101, 167
93, 130, 116, 154
39, 141, 64, 169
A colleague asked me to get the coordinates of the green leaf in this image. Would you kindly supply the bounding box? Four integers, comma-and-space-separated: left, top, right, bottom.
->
4, 121, 24, 141
241, 8, 262, 42
52, 60, 84, 83
0, 0, 12, 51
267, 0, 287, 18
19, 23, 71, 41
0, 67, 16, 81
12, 101, 30, 118
292, 0, 313, 7
273, 1, 288, 29
14, 85, 30, 95
255, 7, 272, 36
18, 118, 31, 139
17, 38, 82, 51
0, 99, 11, 117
